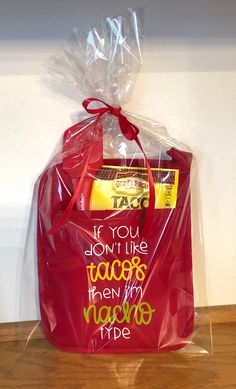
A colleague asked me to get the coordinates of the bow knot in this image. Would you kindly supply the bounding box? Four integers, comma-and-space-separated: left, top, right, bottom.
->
82, 98, 139, 141
108, 105, 122, 117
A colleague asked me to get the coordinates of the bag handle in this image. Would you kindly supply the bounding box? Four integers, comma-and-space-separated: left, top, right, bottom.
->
49, 98, 155, 236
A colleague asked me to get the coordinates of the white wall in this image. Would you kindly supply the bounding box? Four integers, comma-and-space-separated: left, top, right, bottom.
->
0, 0, 236, 322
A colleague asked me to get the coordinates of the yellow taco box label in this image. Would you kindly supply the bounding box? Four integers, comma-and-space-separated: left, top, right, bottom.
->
90, 165, 179, 210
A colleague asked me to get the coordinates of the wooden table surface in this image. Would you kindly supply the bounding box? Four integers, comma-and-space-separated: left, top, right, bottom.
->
0, 322, 235, 388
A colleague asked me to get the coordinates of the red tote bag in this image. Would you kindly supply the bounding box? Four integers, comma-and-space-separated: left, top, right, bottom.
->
37, 115, 194, 354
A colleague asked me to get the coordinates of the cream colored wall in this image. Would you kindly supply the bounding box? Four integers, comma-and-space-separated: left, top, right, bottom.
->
0, 0, 235, 322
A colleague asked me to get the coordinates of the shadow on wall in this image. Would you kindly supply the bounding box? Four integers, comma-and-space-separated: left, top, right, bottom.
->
0, 0, 236, 41
1, 0, 236, 75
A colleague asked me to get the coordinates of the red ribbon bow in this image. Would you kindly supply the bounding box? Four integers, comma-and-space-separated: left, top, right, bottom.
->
82, 98, 139, 141
49, 98, 155, 236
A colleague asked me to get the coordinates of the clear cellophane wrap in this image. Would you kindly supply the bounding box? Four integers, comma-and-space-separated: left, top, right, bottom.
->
20, 8, 212, 355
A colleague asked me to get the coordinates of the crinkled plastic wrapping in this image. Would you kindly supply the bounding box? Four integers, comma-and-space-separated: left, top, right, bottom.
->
20, 8, 212, 354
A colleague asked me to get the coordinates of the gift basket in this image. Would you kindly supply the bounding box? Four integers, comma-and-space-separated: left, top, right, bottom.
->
21, 8, 212, 354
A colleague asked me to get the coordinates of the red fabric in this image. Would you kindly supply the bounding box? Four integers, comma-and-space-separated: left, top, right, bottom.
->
37, 118, 194, 353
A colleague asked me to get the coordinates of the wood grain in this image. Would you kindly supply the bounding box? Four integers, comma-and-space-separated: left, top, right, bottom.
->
0, 305, 235, 343
0, 321, 44, 343
196, 304, 236, 324
0, 323, 235, 388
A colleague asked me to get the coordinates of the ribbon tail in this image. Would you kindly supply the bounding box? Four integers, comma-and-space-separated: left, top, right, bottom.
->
48, 149, 91, 235
134, 136, 155, 236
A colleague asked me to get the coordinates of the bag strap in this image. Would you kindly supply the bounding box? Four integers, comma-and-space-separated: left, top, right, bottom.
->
49, 98, 155, 237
